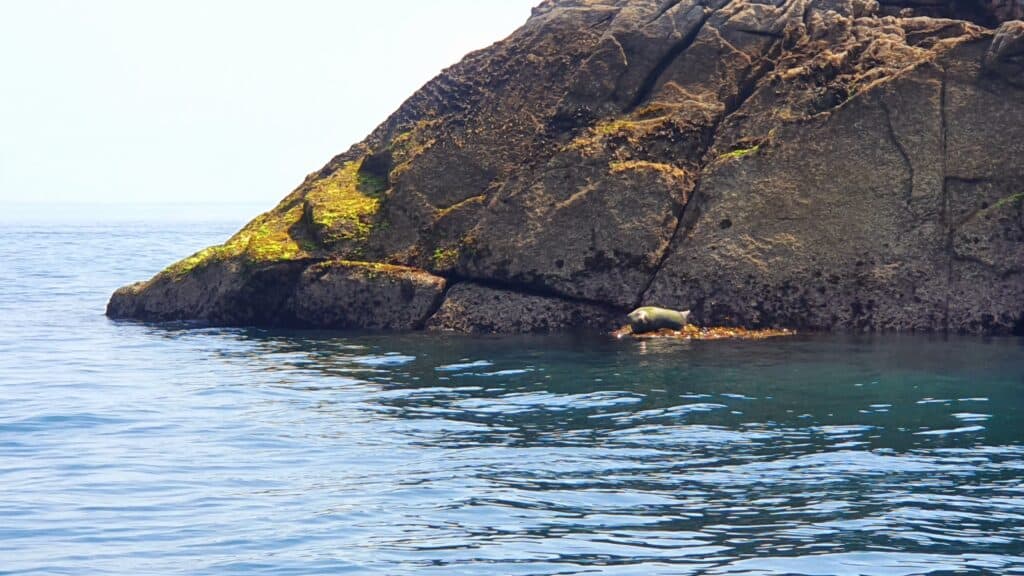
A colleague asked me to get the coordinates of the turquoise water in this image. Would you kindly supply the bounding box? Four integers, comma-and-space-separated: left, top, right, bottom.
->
1, 216, 1022, 575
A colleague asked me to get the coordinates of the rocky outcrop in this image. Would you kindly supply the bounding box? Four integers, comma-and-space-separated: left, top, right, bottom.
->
108, 259, 447, 330
107, 260, 310, 326
108, 0, 1024, 335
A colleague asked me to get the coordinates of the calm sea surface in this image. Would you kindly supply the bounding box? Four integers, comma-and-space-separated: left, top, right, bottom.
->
1, 214, 1022, 575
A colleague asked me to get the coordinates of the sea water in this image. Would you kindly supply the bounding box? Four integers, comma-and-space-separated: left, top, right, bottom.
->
0, 211, 1022, 575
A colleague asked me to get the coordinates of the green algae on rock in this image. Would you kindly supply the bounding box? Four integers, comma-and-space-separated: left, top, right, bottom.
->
305, 159, 387, 247
165, 196, 312, 278
109, 0, 1024, 335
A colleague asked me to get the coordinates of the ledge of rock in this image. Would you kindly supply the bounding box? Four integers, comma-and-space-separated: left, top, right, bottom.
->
294, 261, 446, 329
109, 0, 1023, 335
426, 283, 619, 334
107, 259, 310, 326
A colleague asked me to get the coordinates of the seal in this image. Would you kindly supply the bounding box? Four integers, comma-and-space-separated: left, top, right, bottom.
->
627, 306, 691, 334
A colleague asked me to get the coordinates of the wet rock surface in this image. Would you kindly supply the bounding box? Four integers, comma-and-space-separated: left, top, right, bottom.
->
109, 0, 1023, 335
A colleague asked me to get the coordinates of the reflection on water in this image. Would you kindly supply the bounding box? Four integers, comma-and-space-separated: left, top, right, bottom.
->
0, 222, 1022, 575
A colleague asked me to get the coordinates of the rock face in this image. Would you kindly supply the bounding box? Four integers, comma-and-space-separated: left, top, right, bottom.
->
108, 0, 1024, 335
293, 261, 446, 330
427, 283, 619, 333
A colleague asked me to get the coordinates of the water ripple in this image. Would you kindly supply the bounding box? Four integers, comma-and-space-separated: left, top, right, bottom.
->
0, 222, 1022, 574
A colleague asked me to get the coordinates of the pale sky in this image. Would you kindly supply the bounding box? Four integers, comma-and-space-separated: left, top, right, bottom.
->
0, 0, 538, 210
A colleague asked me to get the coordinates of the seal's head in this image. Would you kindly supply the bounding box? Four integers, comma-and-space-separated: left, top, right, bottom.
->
627, 308, 650, 331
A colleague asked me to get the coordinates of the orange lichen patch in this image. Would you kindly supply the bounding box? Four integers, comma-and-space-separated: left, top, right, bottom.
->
565, 117, 666, 152
633, 101, 679, 120
613, 324, 796, 340
391, 119, 440, 157
389, 119, 441, 179
435, 194, 486, 218
608, 160, 688, 178
308, 259, 445, 285
312, 259, 425, 275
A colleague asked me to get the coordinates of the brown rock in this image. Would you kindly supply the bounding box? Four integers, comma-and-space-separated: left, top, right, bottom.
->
426, 283, 618, 334
108, 0, 1024, 334
293, 261, 446, 329
106, 259, 310, 326
985, 20, 1024, 88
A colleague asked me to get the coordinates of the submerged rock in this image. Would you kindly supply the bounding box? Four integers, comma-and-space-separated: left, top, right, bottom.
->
108, 0, 1024, 335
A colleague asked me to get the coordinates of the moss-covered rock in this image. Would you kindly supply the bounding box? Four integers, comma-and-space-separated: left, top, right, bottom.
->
304, 159, 387, 248
165, 195, 313, 278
